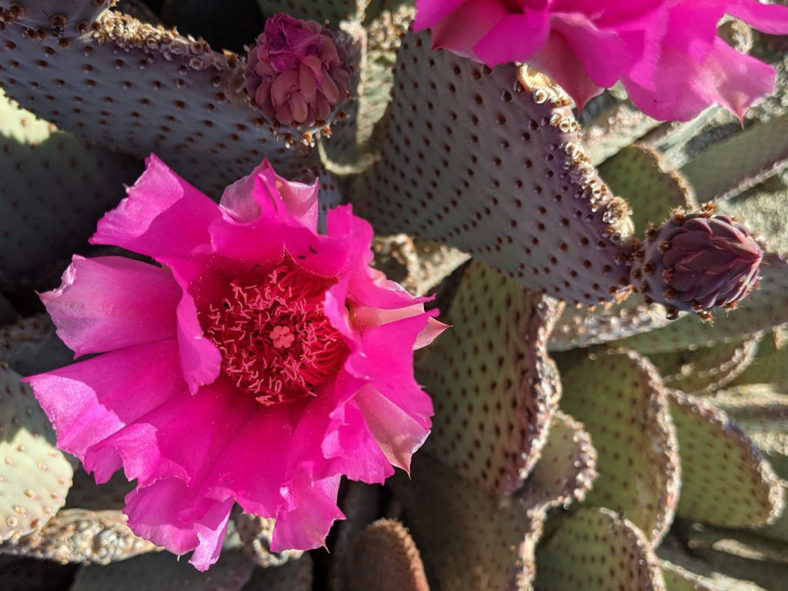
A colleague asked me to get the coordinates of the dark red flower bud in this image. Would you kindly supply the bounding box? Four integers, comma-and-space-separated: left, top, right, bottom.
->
245, 14, 352, 128
630, 209, 762, 319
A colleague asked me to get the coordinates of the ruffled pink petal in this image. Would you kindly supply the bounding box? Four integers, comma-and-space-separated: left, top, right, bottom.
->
90, 154, 220, 259
344, 314, 434, 426
124, 478, 233, 571
350, 303, 447, 350
40, 256, 180, 358
474, 10, 551, 67
703, 39, 777, 121
355, 384, 431, 474
24, 340, 185, 470
413, 0, 469, 31
528, 30, 603, 111
726, 0, 788, 35
431, 0, 509, 59
270, 472, 344, 552
85, 378, 255, 487
220, 159, 320, 231
624, 38, 776, 122
550, 13, 632, 87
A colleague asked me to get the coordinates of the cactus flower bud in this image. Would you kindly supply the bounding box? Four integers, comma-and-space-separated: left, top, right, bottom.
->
245, 14, 352, 128
630, 207, 762, 320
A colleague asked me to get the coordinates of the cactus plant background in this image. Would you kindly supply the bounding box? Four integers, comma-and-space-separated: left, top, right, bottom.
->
0, 0, 787, 589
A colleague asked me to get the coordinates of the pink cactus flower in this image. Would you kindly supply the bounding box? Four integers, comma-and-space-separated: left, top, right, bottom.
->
246, 14, 353, 127
24, 155, 446, 570
413, 0, 788, 121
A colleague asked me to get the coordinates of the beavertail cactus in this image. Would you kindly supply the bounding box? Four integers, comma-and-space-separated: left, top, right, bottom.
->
245, 14, 352, 129
630, 205, 763, 319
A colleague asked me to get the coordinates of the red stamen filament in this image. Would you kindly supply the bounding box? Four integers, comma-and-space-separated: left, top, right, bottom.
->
203, 265, 347, 406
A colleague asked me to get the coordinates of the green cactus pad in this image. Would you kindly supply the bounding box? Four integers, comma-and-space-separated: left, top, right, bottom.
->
647, 338, 759, 395
559, 350, 679, 543
580, 96, 660, 166
346, 519, 429, 591
715, 180, 788, 256
668, 390, 784, 527
0, 8, 320, 197
549, 293, 672, 351
598, 144, 697, 236
680, 115, 788, 202
417, 260, 563, 495
608, 252, 788, 353
232, 513, 303, 568
395, 456, 542, 591
534, 507, 665, 591
0, 314, 74, 376
758, 481, 788, 544
242, 554, 313, 591
353, 31, 635, 305
731, 328, 788, 391
519, 411, 597, 510
0, 92, 142, 289
659, 560, 714, 591
0, 364, 73, 541
65, 469, 135, 511
0, 509, 158, 564
710, 386, 788, 480
71, 550, 255, 591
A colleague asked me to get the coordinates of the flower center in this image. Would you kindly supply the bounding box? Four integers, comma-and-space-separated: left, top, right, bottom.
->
203, 264, 347, 406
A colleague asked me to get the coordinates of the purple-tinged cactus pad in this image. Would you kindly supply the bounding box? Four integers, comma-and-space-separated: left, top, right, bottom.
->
559, 349, 679, 544
416, 260, 562, 496
353, 31, 635, 305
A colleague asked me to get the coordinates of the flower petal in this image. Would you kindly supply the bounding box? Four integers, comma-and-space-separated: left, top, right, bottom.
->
40, 256, 180, 358
124, 478, 233, 571
474, 10, 551, 67
90, 154, 220, 259
431, 0, 509, 59
24, 340, 185, 471
270, 473, 344, 552
413, 0, 468, 31
726, 0, 788, 35
219, 159, 320, 231
85, 378, 255, 487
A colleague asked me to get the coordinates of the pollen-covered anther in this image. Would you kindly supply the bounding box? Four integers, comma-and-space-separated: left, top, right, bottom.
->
202, 264, 348, 406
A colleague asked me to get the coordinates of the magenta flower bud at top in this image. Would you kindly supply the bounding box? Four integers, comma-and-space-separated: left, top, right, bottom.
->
245, 14, 352, 128
630, 207, 762, 319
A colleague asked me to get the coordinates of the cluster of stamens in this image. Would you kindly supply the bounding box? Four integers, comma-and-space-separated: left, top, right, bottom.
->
203, 264, 347, 405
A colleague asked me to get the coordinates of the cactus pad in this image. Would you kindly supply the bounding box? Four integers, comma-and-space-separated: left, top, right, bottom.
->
232, 513, 303, 568
680, 114, 788, 201
0, 314, 74, 377
71, 550, 255, 591
559, 350, 679, 543
0, 92, 142, 289
0, 365, 73, 541
0, 509, 158, 564
598, 144, 697, 236
0, 7, 315, 197
647, 338, 759, 395
65, 469, 135, 511
535, 507, 666, 591
417, 260, 563, 495
519, 411, 597, 510
244, 554, 313, 591
668, 390, 784, 527
353, 31, 635, 305
346, 519, 429, 591
396, 456, 542, 591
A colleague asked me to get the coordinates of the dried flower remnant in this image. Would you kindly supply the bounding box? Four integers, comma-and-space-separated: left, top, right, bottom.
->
413, 0, 788, 121
245, 14, 353, 127
630, 206, 763, 319
25, 155, 446, 571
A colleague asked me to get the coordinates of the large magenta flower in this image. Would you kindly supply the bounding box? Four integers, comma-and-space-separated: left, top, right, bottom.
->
25, 156, 446, 570
414, 0, 788, 120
